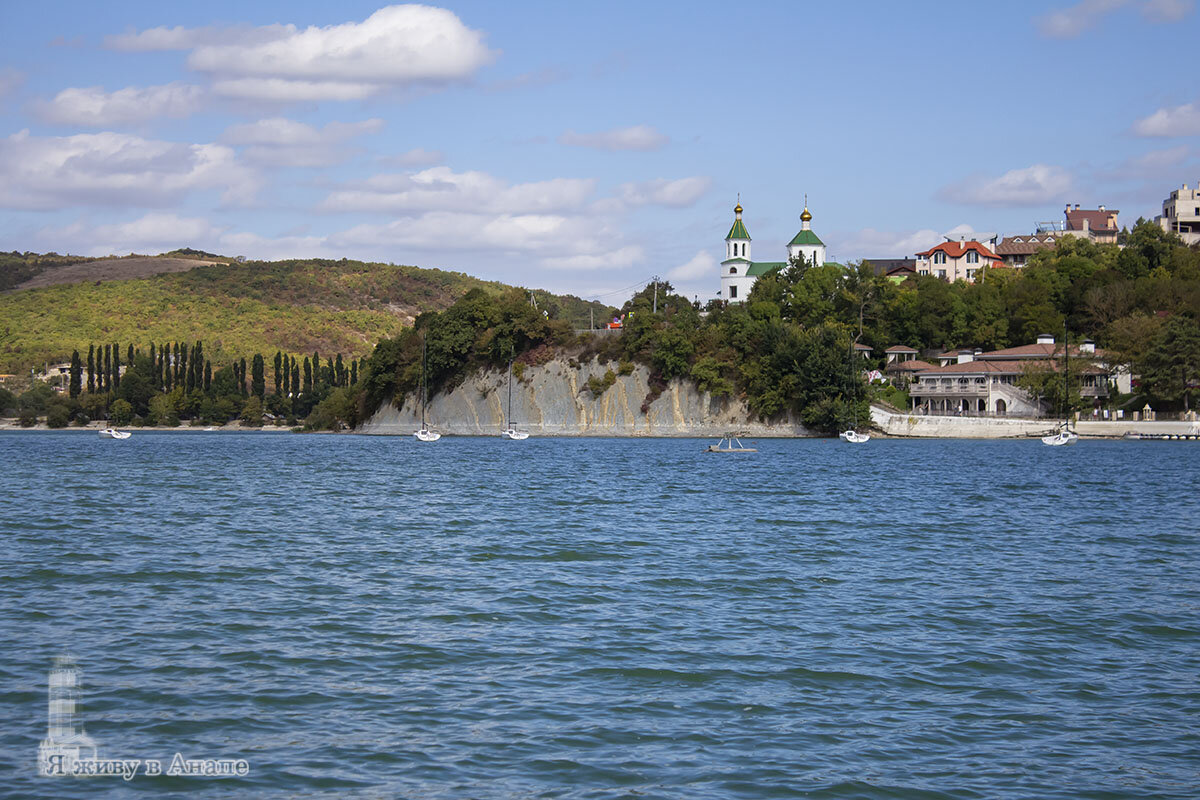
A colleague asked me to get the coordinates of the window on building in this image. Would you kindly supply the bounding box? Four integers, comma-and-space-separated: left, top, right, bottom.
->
729, 267, 737, 274
937, 270, 947, 279
966, 269, 976, 281
933, 252, 946, 264
730, 285, 737, 299
966, 251, 979, 263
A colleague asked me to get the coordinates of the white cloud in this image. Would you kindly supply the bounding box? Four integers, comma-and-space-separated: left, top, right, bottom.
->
545, 247, 643, 271
217, 230, 335, 261
0, 129, 259, 210
327, 210, 639, 271
0, 68, 24, 98
35, 83, 204, 127
1141, 0, 1194, 21
162, 5, 497, 102
222, 117, 383, 167
1036, 0, 1192, 37
831, 228, 944, 260
1132, 102, 1200, 137
559, 125, 669, 152
938, 164, 1074, 207
619, 177, 711, 208
380, 147, 444, 167
105, 23, 295, 52
33, 213, 224, 256
667, 250, 716, 280
1037, 0, 1128, 38
320, 166, 595, 214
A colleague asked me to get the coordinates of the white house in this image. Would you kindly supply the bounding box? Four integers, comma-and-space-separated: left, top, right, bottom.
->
719, 201, 827, 302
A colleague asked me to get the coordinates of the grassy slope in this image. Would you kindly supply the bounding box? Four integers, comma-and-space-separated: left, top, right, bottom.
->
0, 256, 612, 372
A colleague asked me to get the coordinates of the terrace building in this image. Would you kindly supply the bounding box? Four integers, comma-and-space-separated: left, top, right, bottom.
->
908, 334, 1126, 416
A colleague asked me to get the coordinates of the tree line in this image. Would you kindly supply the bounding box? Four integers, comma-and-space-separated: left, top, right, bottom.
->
3, 340, 366, 429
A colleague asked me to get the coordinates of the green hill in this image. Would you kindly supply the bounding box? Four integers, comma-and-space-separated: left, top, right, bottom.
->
0, 253, 611, 373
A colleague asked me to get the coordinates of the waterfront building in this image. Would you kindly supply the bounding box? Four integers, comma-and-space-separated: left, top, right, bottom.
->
719, 201, 827, 302
1155, 181, 1200, 245
908, 334, 1126, 416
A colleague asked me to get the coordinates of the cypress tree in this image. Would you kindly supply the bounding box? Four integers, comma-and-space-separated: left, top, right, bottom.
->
69, 350, 82, 398
191, 341, 203, 393
172, 343, 180, 386
240, 358, 248, 397
112, 343, 120, 388
127, 343, 134, 365
164, 344, 172, 390
312, 351, 320, 387
87, 345, 96, 394
251, 354, 265, 399
103, 345, 112, 392
334, 353, 344, 387
350, 359, 358, 386
292, 362, 300, 398
180, 344, 190, 393
273, 352, 282, 396
303, 357, 312, 395
204, 360, 212, 392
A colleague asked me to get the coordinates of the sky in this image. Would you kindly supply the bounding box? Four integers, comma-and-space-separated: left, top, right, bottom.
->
0, 0, 1198, 304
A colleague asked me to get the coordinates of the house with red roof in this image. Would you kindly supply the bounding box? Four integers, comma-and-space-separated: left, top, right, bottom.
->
914, 239, 1004, 283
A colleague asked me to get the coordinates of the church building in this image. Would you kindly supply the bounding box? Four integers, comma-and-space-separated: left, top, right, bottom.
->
719, 201, 827, 302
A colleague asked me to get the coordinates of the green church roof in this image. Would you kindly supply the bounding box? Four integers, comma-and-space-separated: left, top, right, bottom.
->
726, 218, 750, 240
788, 229, 824, 247
746, 261, 786, 276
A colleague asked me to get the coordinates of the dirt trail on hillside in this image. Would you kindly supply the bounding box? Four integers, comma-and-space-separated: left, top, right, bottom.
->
10, 256, 222, 292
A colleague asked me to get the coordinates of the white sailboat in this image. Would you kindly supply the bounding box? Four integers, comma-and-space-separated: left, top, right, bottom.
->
501, 348, 529, 440
1042, 326, 1079, 446
98, 428, 131, 439
414, 335, 441, 442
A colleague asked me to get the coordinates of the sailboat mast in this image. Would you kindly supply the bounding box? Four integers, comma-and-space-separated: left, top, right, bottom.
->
1063, 323, 1069, 429
421, 335, 428, 428
507, 348, 514, 427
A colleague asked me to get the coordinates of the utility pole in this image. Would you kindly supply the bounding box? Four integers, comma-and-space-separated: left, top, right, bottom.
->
590, 307, 594, 331
652, 276, 659, 314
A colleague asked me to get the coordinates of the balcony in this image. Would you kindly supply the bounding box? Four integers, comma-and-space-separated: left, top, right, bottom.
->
912, 382, 989, 397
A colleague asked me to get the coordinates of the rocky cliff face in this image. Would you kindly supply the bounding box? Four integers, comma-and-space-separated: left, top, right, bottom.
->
360, 357, 812, 437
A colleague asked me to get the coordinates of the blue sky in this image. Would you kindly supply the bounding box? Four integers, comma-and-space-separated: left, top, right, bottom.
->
0, 1, 1197, 302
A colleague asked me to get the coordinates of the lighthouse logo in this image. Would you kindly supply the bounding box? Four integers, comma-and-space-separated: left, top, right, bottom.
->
37, 654, 101, 777
36, 654, 250, 780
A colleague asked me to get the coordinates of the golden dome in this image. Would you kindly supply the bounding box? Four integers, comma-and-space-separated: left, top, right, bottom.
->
734, 202, 743, 214
800, 207, 812, 222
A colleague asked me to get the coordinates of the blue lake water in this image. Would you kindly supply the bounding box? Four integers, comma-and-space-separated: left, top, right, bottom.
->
0, 431, 1198, 799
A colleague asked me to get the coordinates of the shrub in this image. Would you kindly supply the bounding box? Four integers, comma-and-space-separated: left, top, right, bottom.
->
618, 360, 634, 376
73, 413, 90, 427
46, 405, 70, 428
18, 409, 37, 427
109, 399, 133, 425
586, 369, 617, 399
